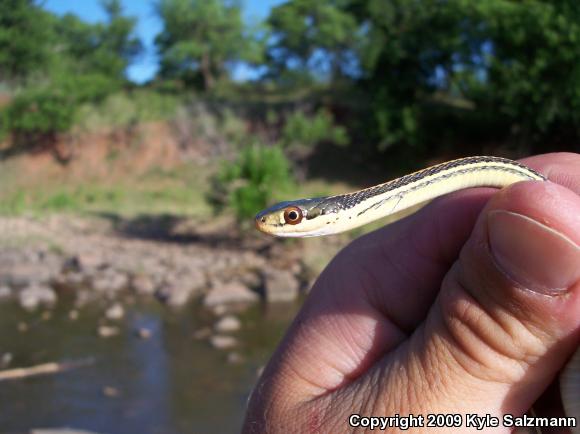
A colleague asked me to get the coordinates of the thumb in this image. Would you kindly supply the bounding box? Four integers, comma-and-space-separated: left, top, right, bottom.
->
370, 180, 580, 430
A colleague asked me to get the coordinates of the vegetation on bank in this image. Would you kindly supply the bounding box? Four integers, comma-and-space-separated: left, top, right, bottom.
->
1, 0, 579, 219
0, 163, 212, 216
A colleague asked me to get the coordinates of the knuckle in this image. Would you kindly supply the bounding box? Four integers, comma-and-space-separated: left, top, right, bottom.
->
438, 268, 547, 384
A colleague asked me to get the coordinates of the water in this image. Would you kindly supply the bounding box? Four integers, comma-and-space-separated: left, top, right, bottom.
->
0, 298, 300, 434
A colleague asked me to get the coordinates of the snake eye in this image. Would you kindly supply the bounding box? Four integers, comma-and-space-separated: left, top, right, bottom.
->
283, 206, 303, 225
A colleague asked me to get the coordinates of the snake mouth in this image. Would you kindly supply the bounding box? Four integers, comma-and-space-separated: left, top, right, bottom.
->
254, 215, 266, 232
254, 211, 274, 235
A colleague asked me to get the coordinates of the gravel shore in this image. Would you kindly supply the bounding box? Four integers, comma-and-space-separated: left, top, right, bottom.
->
0, 214, 344, 312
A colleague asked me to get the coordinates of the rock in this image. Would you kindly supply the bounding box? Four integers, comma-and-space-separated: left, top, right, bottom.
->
102, 386, 120, 397
1, 352, 12, 368
61, 256, 79, 271
214, 315, 241, 333
263, 269, 300, 302
0, 251, 63, 292
131, 274, 156, 295
64, 272, 85, 286
90, 268, 128, 293
227, 352, 244, 364
203, 281, 259, 307
91, 277, 110, 293
0, 286, 11, 299
125, 295, 136, 305
155, 282, 194, 307
68, 310, 79, 320
155, 269, 206, 307
73, 252, 106, 270
105, 303, 124, 321
75, 289, 99, 307
17, 322, 28, 332
23, 250, 40, 263
138, 260, 167, 285
18, 284, 57, 311
97, 325, 119, 338
41, 311, 52, 321
0, 264, 55, 287
212, 305, 227, 316
135, 328, 151, 339
209, 335, 237, 350
193, 327, 212, 340
53, 271, 85, 291
238, 270, 261, 289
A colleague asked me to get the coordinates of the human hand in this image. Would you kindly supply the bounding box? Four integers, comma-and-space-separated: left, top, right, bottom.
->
243, 152, 580, 433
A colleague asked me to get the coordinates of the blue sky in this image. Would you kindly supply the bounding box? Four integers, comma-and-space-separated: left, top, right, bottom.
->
43, 0, 286, 83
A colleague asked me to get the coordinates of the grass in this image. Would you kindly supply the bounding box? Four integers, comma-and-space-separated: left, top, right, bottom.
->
0, 160, 214, 218
0, 158, 406, 245
0, 180, 347, 219
0, 157, 364, 221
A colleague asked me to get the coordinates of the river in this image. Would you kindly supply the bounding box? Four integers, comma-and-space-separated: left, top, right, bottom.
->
0, 297, 300, 433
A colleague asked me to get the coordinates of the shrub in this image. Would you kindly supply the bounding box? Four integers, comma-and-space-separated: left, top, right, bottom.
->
6, 88, 75, 139
3, 73, 128, 142
209, 143, 294, 220
220, 108, 248, 146
281, 108, 348, 150
75, 93, 136, 131
75, 90, 181, 132
56, 72, 120, 105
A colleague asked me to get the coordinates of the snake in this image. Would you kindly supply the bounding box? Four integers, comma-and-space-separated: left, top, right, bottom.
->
255, 156, 579, 430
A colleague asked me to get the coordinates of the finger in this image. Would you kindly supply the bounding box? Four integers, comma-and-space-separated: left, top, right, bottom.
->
522, 152, 580, 192
337, 180, 580, 432
501, 152, 580, 421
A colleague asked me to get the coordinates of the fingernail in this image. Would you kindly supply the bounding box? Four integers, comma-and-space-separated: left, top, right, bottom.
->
488, 210, 580, 294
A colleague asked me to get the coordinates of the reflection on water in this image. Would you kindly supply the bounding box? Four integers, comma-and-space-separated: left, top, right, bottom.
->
0, 298, 300, 433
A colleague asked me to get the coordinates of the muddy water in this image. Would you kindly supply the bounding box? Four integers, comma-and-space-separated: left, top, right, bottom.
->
0, 298, 300, 434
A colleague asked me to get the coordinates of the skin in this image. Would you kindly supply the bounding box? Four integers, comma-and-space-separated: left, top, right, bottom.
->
243, 152, 580, 434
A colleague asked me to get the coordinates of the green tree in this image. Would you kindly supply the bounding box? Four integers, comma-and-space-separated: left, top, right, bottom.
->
267, 0, 360, 82
94, 0, 143, 80
2, 0, 143, 146
53, 0, 142, 83
266, 0, 580, 151
356, 0, 580, 150
0, 0, 54, 82
468, 0, 580, 146
355, 0, 470, 148
155, 0, 263, 90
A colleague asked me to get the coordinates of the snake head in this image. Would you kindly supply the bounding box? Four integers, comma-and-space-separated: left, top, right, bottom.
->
255, 198, 329, 237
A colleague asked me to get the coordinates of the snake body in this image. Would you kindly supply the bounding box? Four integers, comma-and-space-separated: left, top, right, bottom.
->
255, 156, 579, 429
